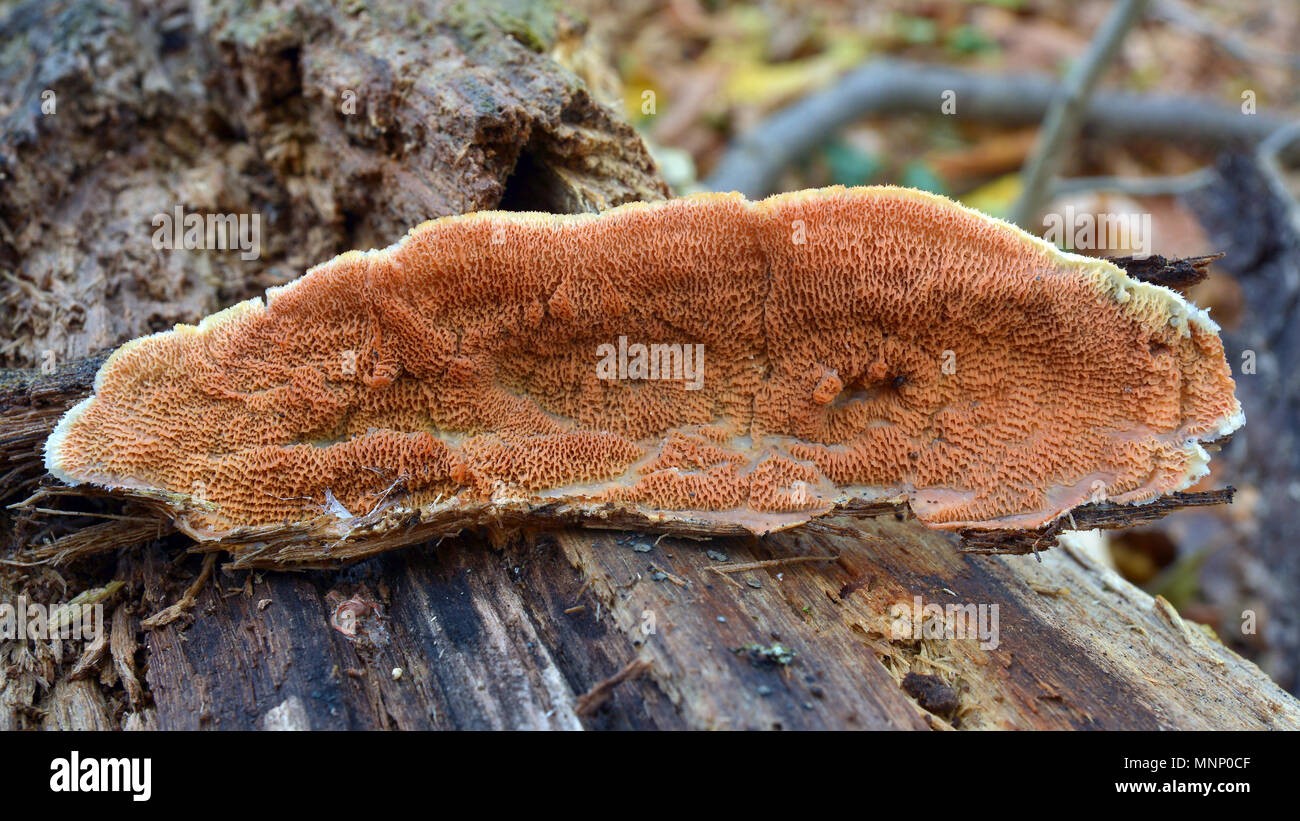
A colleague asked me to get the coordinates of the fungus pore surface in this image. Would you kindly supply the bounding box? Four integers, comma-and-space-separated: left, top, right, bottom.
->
46, 186, 1243, 542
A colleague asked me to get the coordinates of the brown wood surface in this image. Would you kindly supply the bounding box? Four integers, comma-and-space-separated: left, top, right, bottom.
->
54, 516, 1292, 730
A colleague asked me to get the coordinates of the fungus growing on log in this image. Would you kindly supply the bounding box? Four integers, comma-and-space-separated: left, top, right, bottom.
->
45, 186, 1242, 559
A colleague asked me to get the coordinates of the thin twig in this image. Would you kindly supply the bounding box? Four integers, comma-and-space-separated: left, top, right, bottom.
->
708, 567, 744, 588
23, 506, 157, 522
706, 555, 838, 574
1258, 121, 1300, 161
1050, 168, 1214, 199
142, 552, 218, 629
574, 658, 652, 717
1012, 0, 1151, 227
648, 565, 689, 587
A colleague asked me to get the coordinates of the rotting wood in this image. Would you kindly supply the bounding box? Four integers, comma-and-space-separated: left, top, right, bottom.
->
956, 488, 1237, 556
13, 517, 173, 566
1106, 253, 1219, 292
3, 479, 1239, 570
99, 514, 1300, 730
1, 1, 668, 373
109, 604, 144, 708
0, 353, 109, 504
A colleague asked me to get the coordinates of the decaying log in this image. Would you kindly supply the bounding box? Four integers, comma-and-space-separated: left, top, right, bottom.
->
2, 0, 1295, 730
120, 516, 1300, 729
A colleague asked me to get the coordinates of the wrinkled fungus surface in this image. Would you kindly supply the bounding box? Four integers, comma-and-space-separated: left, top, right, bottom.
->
47, 186, 1243, 541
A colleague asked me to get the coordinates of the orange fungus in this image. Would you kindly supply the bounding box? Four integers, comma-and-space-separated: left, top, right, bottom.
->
45, 187, 1243, 544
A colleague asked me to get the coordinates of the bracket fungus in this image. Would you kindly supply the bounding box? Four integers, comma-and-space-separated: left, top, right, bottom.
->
45, 186, 1242, 564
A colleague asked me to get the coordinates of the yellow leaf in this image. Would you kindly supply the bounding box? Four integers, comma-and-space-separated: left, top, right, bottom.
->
959, 173, 1024, 221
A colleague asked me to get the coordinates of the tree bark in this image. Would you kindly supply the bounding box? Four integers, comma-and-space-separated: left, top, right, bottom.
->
0, 0, 667, 371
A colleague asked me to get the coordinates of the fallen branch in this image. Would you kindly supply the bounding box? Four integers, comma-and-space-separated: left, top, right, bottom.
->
705, 59, 1297, 198
1256, 121, 1300, 238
